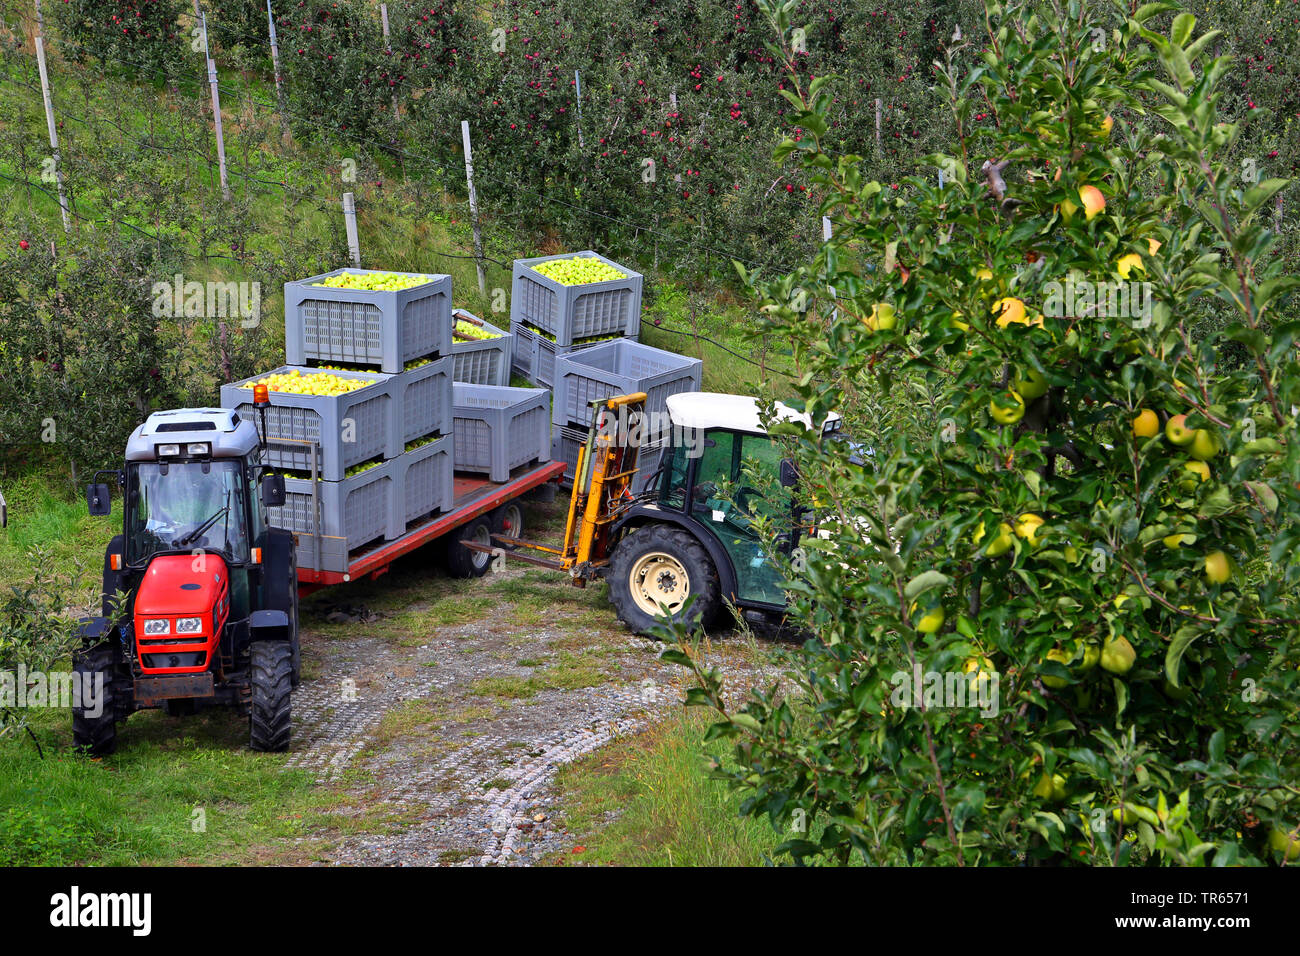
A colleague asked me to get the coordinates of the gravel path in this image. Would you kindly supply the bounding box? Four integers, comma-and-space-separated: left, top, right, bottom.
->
285, 568, 758, 866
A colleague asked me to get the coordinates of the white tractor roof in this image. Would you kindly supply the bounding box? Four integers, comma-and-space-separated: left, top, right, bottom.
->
665, 392, 841, 435
126, 408, 260, 461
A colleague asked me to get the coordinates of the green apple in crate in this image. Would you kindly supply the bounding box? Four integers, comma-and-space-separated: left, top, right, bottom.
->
531, 256, 627, 286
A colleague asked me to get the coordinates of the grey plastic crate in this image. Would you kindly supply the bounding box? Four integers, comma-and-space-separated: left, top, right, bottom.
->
552, 339, 703, 429
221, 366, 397, 481
453, 384, 551, 483
285, 269, 453, 373
267, 440, 455, 573
451, 309, 513, 385
269, 457, 399, 571
392, 355, 453, 445
552, 423, 667, 488
510, 251, 642, 347
394, 435, 454, 529
509, 321, 610, 389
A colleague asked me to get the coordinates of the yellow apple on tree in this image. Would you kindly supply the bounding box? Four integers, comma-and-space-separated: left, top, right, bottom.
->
1204, 550, 1231, 585
1116, 253, 1145, 280
864, 302, 897, 331
1078, 185, 1106, 220
1014, 367, 1048, 401
1033, 772, 1067, 802
1188, 429, 1219, 461
1042, 647, 1073, 689
1180, 460, 1210, 492
1165, 414, 1195, 446
909, 598, 945, 634
1100, 634, 1136, 675
1132, 408, 1159, 438
989, 390, 1025, 425
1015, 512, 1045, 547
1269, 826, 1300, 862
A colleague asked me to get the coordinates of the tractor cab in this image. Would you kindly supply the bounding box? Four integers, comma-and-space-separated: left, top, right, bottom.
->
463, 390, 841, 637
75, 404, 300, 755
603, 392, 840, 634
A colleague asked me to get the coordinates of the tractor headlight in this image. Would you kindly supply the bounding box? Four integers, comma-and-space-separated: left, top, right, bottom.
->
143, 618, 171, 635
175, 617, 202, 635
156, 443, 181, 457
186, 442, 211, 457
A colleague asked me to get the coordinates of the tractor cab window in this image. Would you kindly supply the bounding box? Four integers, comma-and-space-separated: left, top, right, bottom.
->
126, 460, 251, 566
688, 429, 792, 606
690, 430, 787, 531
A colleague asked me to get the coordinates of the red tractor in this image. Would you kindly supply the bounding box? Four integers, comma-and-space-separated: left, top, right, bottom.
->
74, 396, 300, 753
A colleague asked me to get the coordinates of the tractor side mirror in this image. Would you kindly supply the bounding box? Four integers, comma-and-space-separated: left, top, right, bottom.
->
260, 474, 286, 509
87, 483, 111, 516
779, 458, 800, 488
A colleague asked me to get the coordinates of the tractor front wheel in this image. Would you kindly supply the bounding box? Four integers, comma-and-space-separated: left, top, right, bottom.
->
608, 525, 720, 637
249, 641, 293, 752
72, 642, 120, 757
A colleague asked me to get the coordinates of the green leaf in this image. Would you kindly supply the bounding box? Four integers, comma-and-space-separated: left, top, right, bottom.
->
731, 713, 762, 733
1243, 179, 1288, 215
1169, 12, 1195, 46
1164, 626, 1200, 686
903, 570, 951, 603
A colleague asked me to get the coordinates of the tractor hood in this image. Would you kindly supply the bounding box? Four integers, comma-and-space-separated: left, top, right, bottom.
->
133, 554, 230, 674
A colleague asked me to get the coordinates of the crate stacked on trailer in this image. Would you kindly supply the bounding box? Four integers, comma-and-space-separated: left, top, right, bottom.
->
450, 308, 513, 385
549, 339, 703, 484
509, 251, 643, 388
221, 269, 455, 573
451, 383, 552, 483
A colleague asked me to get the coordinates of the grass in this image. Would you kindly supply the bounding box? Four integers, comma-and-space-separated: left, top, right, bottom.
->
0, 472, 116, 604
0, 703, 364, 866
547, 709, 783, 867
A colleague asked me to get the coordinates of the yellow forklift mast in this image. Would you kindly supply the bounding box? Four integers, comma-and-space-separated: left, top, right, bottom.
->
464, 393, 648, 583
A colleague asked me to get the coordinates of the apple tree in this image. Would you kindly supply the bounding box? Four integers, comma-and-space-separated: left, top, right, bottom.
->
670, 0, 1300, 865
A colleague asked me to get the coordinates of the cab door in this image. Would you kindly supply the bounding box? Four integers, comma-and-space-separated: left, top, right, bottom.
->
686, 429, 791, 606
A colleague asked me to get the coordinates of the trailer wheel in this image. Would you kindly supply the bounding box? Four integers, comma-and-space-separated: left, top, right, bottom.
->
608, 525, 719, 637
249, 641, 293, 752
490, 502, 525, 544
72, 642, 119, 757
445, 515, 494, 578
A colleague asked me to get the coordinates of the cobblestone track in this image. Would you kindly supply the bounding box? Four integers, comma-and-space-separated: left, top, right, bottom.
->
284, 591, 756, 866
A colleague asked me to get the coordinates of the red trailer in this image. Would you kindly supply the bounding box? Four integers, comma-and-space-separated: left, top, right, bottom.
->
294, 460, 566, 595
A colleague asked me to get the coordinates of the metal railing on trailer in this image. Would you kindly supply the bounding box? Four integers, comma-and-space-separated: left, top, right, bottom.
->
260, 434, 565, 595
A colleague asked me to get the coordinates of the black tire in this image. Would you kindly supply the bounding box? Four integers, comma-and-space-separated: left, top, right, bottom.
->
490, 501, 525, 544
444, 515, 494, 578
608, 524, 720, 637
249, 641, 292, 752
72, 642, 119, 757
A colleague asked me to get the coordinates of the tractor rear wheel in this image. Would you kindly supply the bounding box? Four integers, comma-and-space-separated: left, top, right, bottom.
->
72, 642, 120, 757
249, 641, 293, 752
608, 525, 719, 637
